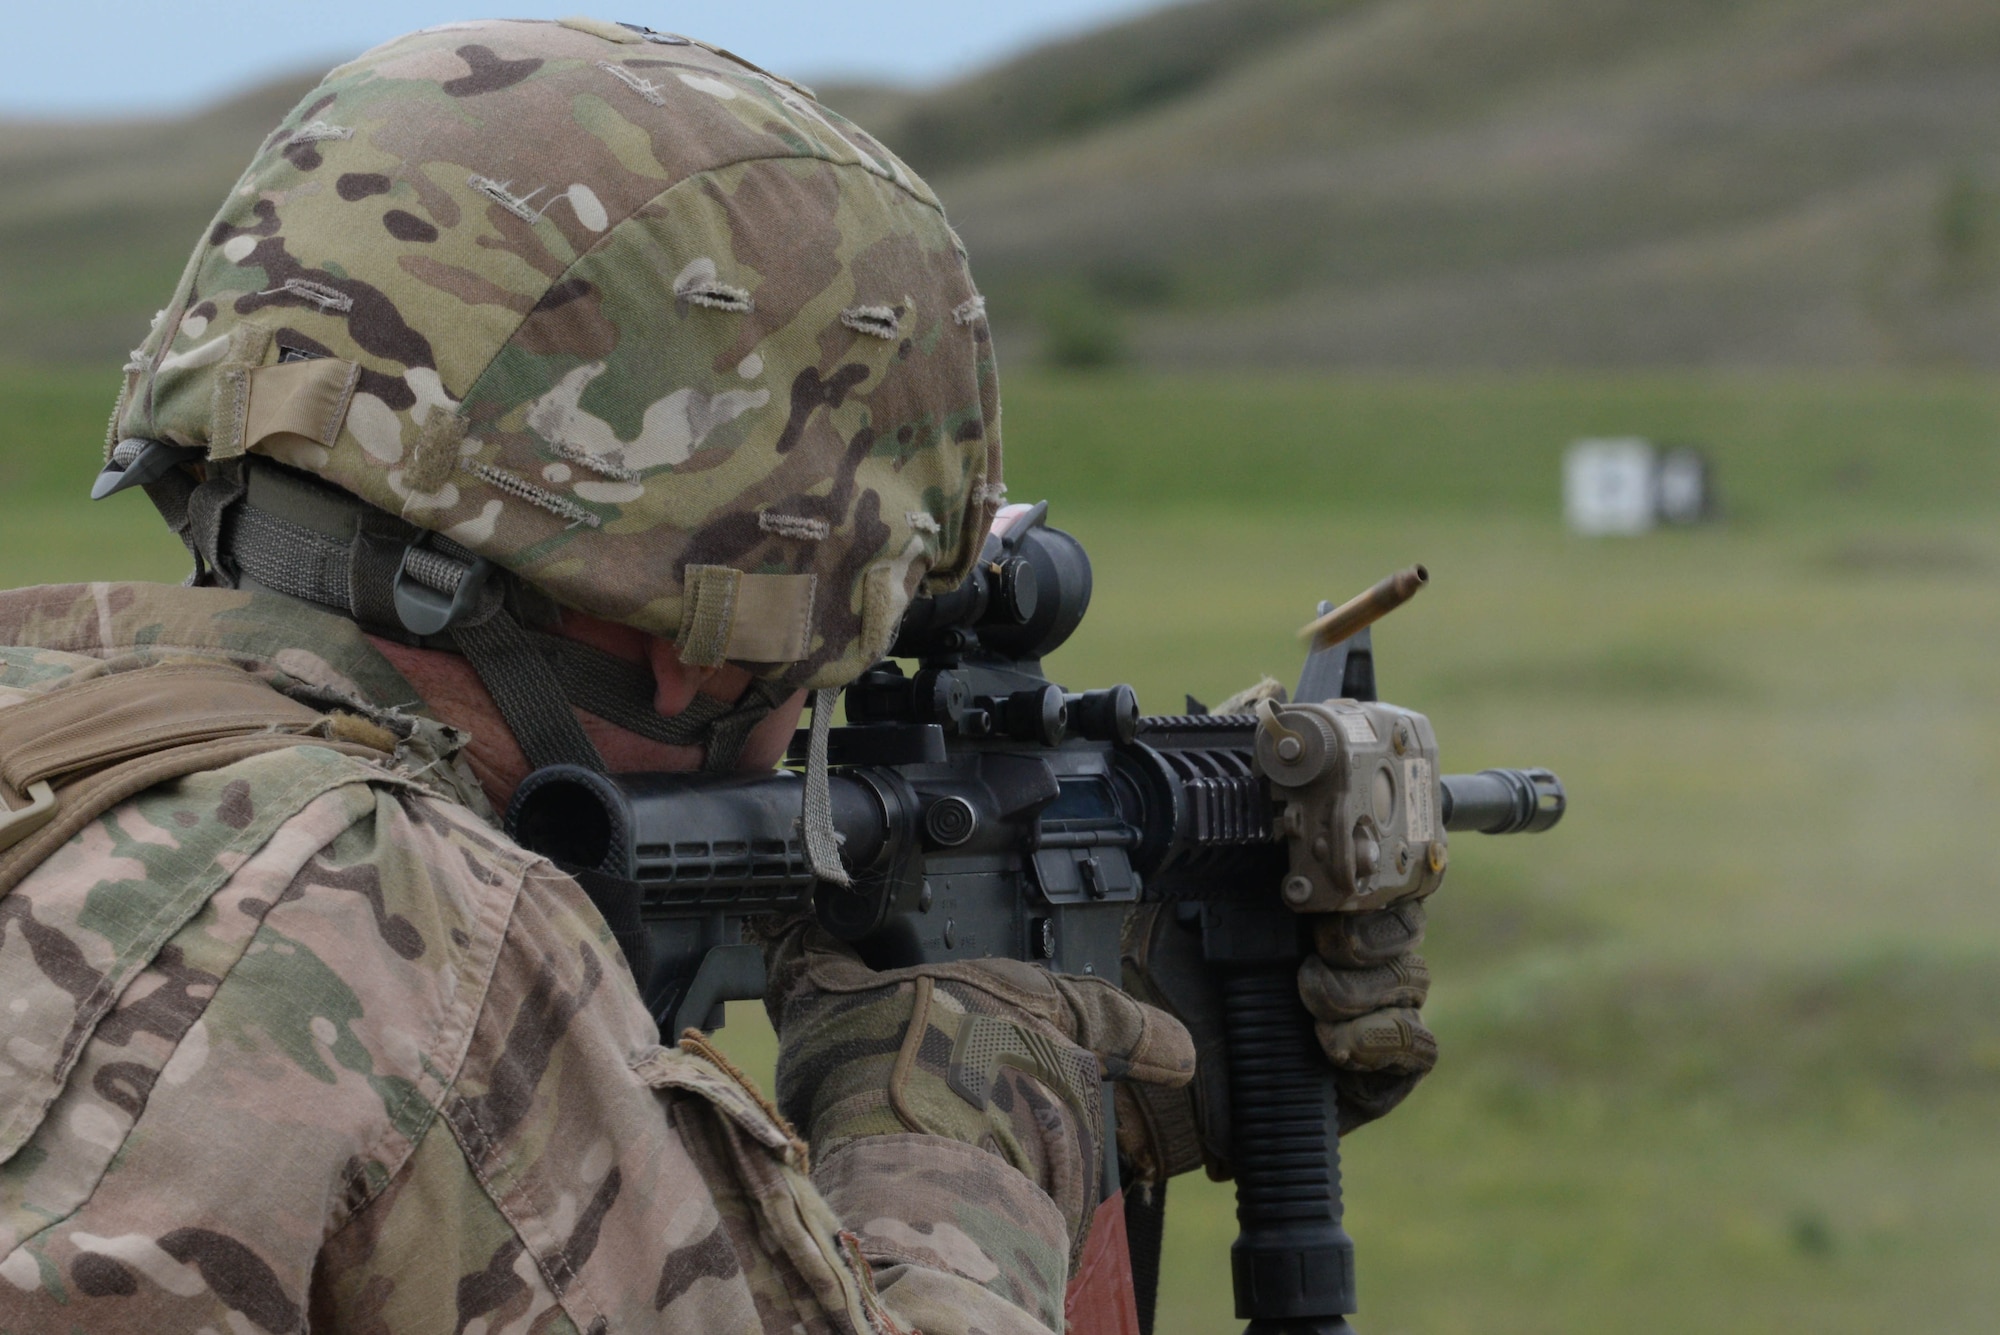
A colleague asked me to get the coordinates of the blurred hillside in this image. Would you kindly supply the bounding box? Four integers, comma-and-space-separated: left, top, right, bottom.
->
0, 74, 317, 364
839, 0, 2000, 369
8, 0, 2000, 368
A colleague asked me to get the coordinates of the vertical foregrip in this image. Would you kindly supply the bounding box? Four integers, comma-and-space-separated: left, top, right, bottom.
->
1221, 968, 1358, 1334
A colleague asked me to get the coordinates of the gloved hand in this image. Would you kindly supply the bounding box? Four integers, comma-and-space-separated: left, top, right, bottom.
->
1118, 896, 1435, 1182
1300, 899, 1435, 1121
761, 921, 1195, 1266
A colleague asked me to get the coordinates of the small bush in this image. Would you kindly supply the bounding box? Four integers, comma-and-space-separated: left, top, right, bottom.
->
1934, 170, 2000, 290
1039, 288, 1126, 370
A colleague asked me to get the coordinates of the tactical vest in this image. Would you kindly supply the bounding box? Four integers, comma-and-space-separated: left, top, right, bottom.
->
0, 658, 395, 893
0, 646, 415, 1162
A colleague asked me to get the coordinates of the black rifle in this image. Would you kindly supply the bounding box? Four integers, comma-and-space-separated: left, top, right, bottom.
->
507, 502, 1563, 1335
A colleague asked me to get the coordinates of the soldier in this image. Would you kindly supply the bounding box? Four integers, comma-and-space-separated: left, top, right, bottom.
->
0, 19, 1433, 1333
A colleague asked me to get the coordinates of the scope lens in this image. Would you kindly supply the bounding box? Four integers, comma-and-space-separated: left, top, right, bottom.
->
1003, 558, 1039, 622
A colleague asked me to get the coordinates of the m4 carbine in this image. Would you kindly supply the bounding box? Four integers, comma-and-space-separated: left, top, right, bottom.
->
507, 502, 1563, 1335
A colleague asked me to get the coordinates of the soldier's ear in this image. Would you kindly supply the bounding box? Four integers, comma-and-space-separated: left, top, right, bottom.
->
553, 606, 723, 715
645, 632, 742, 714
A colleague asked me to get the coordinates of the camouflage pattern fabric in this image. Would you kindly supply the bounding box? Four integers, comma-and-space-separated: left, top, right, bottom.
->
763, 922, 1197, 1326
0, 583, 1061, 1334
112, 17, 1002, 692
0, 580, 488, 818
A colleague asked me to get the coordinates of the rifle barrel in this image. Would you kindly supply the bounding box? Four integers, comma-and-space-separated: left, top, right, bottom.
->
1440, 768, 1566, 834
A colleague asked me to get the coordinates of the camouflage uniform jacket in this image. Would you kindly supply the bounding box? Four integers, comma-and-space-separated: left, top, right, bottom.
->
0, 582, 1070, 1335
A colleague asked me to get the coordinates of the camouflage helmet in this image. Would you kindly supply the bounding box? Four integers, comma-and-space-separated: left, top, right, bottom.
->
107, 18, 1001, 708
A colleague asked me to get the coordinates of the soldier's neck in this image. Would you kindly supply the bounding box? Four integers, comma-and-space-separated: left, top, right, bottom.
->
363, 613, 803, 809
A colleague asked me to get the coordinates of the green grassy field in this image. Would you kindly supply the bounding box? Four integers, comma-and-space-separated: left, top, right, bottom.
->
6, 366, 1999, 1332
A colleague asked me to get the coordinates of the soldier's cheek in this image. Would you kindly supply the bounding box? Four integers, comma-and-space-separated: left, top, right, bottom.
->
739, 690, 810, 771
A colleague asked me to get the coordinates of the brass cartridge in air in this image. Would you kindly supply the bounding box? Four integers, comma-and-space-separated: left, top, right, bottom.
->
1298, 564, 1428, 649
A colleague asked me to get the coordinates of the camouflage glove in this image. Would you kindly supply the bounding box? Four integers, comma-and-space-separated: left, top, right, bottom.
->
1118, 899, 1435, 1182
763, 922, 1195, 1265
1301, 900, 1436, 1122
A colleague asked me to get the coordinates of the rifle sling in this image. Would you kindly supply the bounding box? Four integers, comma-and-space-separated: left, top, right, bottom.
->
1124, 1181, 1167, 1335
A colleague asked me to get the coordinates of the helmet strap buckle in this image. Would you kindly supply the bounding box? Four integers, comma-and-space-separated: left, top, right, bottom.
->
393, 542, 493, 637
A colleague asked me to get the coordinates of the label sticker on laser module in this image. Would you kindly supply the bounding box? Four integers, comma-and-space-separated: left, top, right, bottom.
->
1339, 714, 1378, 745
1405, 758, 1436, 841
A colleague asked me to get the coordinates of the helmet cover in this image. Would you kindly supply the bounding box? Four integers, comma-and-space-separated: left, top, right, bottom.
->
112, 17, 1002, 689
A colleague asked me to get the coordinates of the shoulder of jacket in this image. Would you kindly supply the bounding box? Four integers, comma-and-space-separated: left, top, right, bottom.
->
0, 581, 419, 715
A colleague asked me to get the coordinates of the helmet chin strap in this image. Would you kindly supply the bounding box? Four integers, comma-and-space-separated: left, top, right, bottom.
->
801, 687, 851, 888
126, 452, 781, 776
445, 602, 606, 772
447, 604, 787, 774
